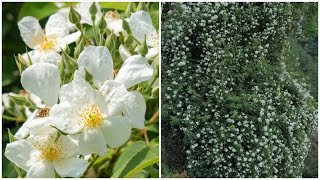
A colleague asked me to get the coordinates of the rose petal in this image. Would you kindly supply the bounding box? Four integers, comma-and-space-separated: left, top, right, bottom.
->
45, 13, 69, 39
26, 161, 55, 178
114, 55, 153, 89
123, 91, 146, 129
5, 140, 39, 171
100, 116, 131, 148
79, 129, 106, 156
53, 158, 88, 178
18, 16, 44, 49
77, 46, 114, 86
21, 63, 60, 106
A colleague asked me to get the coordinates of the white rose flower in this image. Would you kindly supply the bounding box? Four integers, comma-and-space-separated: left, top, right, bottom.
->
5, 132, 88, 178
49, 46, 153, 156
48, 68, 131, 156
18, 14, 80, 66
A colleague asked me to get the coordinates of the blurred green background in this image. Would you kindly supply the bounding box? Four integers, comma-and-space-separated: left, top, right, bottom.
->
2, 2, 159, 177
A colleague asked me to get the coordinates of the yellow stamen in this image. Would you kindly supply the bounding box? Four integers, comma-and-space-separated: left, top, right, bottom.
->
40, 36, 57, 50
79, 104, 104, 129
36, 107, 50, 118
39, 144, 63, 162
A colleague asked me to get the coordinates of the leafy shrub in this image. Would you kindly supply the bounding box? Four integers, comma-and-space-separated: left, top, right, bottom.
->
162, 2, 317, 178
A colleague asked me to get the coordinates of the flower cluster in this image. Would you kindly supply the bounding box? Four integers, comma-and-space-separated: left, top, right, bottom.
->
162, 2, 317, 178
5, 2, 158, 178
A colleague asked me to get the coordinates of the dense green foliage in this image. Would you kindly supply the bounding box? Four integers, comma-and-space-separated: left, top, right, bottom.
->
162, 2, 317, 178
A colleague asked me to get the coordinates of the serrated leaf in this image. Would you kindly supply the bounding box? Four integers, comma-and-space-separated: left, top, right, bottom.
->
18, 3, 58, 21
112, 141, 159, 178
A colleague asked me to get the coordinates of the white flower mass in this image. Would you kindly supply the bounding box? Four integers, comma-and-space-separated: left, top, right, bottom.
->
162, 2, 317, 178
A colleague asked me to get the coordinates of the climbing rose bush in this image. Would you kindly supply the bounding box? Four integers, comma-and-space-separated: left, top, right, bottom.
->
162, 2, 317, 178
4, 2, 159, 178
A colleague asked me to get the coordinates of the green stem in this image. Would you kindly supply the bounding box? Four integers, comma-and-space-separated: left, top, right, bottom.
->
146, 111, 159, 126
143, 76, 157, 93
80, 27, 93, 45
83, 35, 93, 45
83, 154, 98, 177
132, 36, 141, 45
12, 163, 23, 178
99, 33, 104, 46
143, 127, 151, 147
2, 115, 24, 122
92, 23, 99, 45
5, 109, 19, 117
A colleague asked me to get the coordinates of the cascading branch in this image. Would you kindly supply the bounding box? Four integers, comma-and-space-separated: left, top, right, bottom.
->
4, 2, 159, 178
162, 2, 317, 178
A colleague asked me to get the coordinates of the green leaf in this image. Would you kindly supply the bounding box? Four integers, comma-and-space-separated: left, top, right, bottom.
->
7, 129, 17, 143
146, 124, 159, 134
150, 3, 159, 30
150, 137, 159, 145
18, 3, 58, 21
99, 2, 129, 11
144, 166, 159, 178
112, 141, 159, 178
9, 95, 38, 110
124, 157, 159, 178
136, 2, 149, 12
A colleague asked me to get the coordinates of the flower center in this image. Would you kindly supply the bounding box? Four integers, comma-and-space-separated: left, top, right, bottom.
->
40, 144, 62, 162
105, 11, 120, 22
79, 104, 104, 129
40, 36, 57, 50
36, 107, 50, 118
